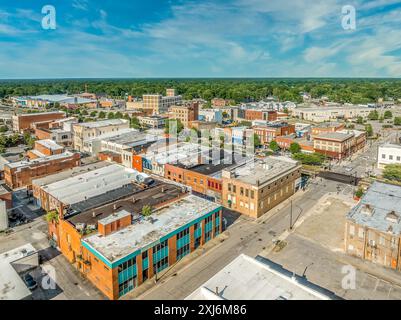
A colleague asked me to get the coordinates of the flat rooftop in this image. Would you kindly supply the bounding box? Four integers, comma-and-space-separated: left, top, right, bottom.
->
83, 194, 221, 263
315, 122, 343, 128
348, 182, 401, 234
102, 130, 157, 148
41, 164, 143, 206
32, 161, 111, 187
315, 132, 354, 142
36, 139, 64, 151
379, 143, 401, 150
16, 111, 65, 117
6, 151, 76, 169
0, 244, 37, 300
74, 119, 128, 129
68, 182, 183, 226
224, 157, 301, 187
185, 254, 340, 300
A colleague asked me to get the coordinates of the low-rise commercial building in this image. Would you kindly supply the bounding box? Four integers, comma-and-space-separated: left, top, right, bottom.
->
12, 111, 66, 133
345, 182, 401, 270
186, 254, 340, 300
245, 110, 278, 122
72, 119, 130, 151
311, 122, 345, 136
4, 151, 81, 189
253, 122, 295, 145
27, 140, 64, 159
138, 115, 168, 129
377, 144, 401, 169
222, 157, 302, 219
292, 106, 372, 123
199, 109, 223, 124
314, 130, 366, 160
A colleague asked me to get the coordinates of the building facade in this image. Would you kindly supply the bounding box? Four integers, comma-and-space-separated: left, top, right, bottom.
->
377, 144, 401, 169
12, 111, 66, 133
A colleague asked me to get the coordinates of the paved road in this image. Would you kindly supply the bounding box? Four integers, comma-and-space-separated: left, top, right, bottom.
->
135, 179, 341, 300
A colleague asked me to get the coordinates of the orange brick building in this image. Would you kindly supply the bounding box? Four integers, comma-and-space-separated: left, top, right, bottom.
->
245, 110, 277, 122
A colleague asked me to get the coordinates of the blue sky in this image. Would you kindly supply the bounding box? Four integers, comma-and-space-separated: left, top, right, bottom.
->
1, 0, 401, 78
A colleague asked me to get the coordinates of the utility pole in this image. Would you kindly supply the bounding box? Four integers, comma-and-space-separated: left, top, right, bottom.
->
290, 200, 293, 230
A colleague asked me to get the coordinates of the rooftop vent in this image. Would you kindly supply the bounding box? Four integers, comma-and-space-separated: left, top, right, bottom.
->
386, 211, 399, 224
361, 204, 374, 216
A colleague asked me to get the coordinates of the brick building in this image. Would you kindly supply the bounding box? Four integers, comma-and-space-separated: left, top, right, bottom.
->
27, 140, 64, 159
245, 110, 278, 122
168, 102, 199, 128
253, 123, 295, 145
4, 151, 80, 189
311, 122, 345, 136
222, 157, 302, 219
12, 111, 66, 133
345, 182, 401, 270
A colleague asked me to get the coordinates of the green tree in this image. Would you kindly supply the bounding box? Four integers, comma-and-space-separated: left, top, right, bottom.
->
0, 125, 8, 133
98, 111, 106, 119
107, 112, 115, 119
130, 116, 141, 129
383, 164, 401, 182
394, 117, 401, 126
384, 110, 393, 119
365, 124, 374, 137
289, 142, 301, 154
90, 111, 97, 117
356, 116, 364, 124
293, 153, 326, 166
142, 205, 153, 217
269, 140, 280, 153
368, 110, 379, 120
114, 111, 123, 119
252, 134, 261, 148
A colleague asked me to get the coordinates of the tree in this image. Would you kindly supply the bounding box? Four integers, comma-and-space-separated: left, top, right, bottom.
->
269, 140, 280, 153
130, 116, 141, 129
368, 110, 379, 121
107, 112, 115, 119
383, 164, 401, 182
355, 188, 364, 199
292, 153, 326, 166
98, 111, 106, 119
115, 111, 123, 119
0, 125, 7, 133
90, 111, 97, 117
142, 205, 152, 217
81, 109, 88, 116
384, 110, 393, 119
356, 116, 364, 124
252, 134, 261, 148
165, 119, 184, 135
394, 117, 401, 126
289, 142, 301, 154
365, 124, 373, 137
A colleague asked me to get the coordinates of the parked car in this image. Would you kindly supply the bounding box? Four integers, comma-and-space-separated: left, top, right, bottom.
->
23, 274, 38, 291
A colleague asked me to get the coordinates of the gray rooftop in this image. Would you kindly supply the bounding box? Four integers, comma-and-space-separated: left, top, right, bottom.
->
41, 164, 143, 206
347, 182, 401, 234
83, 195, 221, 263
223, 157, 301, 187
5, 151, 76, 169
32, 161, 111, 187
36, 139, 64, 151
315, 132, 354, 141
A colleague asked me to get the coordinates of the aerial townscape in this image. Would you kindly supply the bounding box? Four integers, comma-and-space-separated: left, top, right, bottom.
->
1, 0, 401, 309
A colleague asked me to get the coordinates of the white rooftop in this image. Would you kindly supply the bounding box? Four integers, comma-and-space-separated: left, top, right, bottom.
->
6, 151, 76, 169
83, 195, 221, 263
186, 254, 336, 300
74, 119, 129, 129
42, 164, 140, 206
0, 244, 36, 300
36, 139, 64, 151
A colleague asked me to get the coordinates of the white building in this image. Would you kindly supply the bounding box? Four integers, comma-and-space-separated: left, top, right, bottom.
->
186, 254, 340, 300
292, 105, 372, 123
378, 144, 401, 169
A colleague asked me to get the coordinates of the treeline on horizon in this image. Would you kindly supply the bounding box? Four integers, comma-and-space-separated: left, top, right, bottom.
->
1, 78, 401, 104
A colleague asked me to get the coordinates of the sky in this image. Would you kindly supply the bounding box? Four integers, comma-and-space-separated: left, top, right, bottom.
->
0, 0, 401, 78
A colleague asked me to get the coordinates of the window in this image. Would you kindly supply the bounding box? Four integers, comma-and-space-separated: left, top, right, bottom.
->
382, 154, 386, 159
245, 189, 249, 197
118, 257, 136, 273
228, 184, 232, 192
240, 187, 244, 196
177, 228, 190, 240
251, 190, 255, 199
349, 225, 355, 236
389, 155, 394, 160
142, 251, 148, 260
397, 156, 401, 161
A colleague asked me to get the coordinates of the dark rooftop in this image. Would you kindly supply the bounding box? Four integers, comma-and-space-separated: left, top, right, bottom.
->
67, 182, 185, 227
